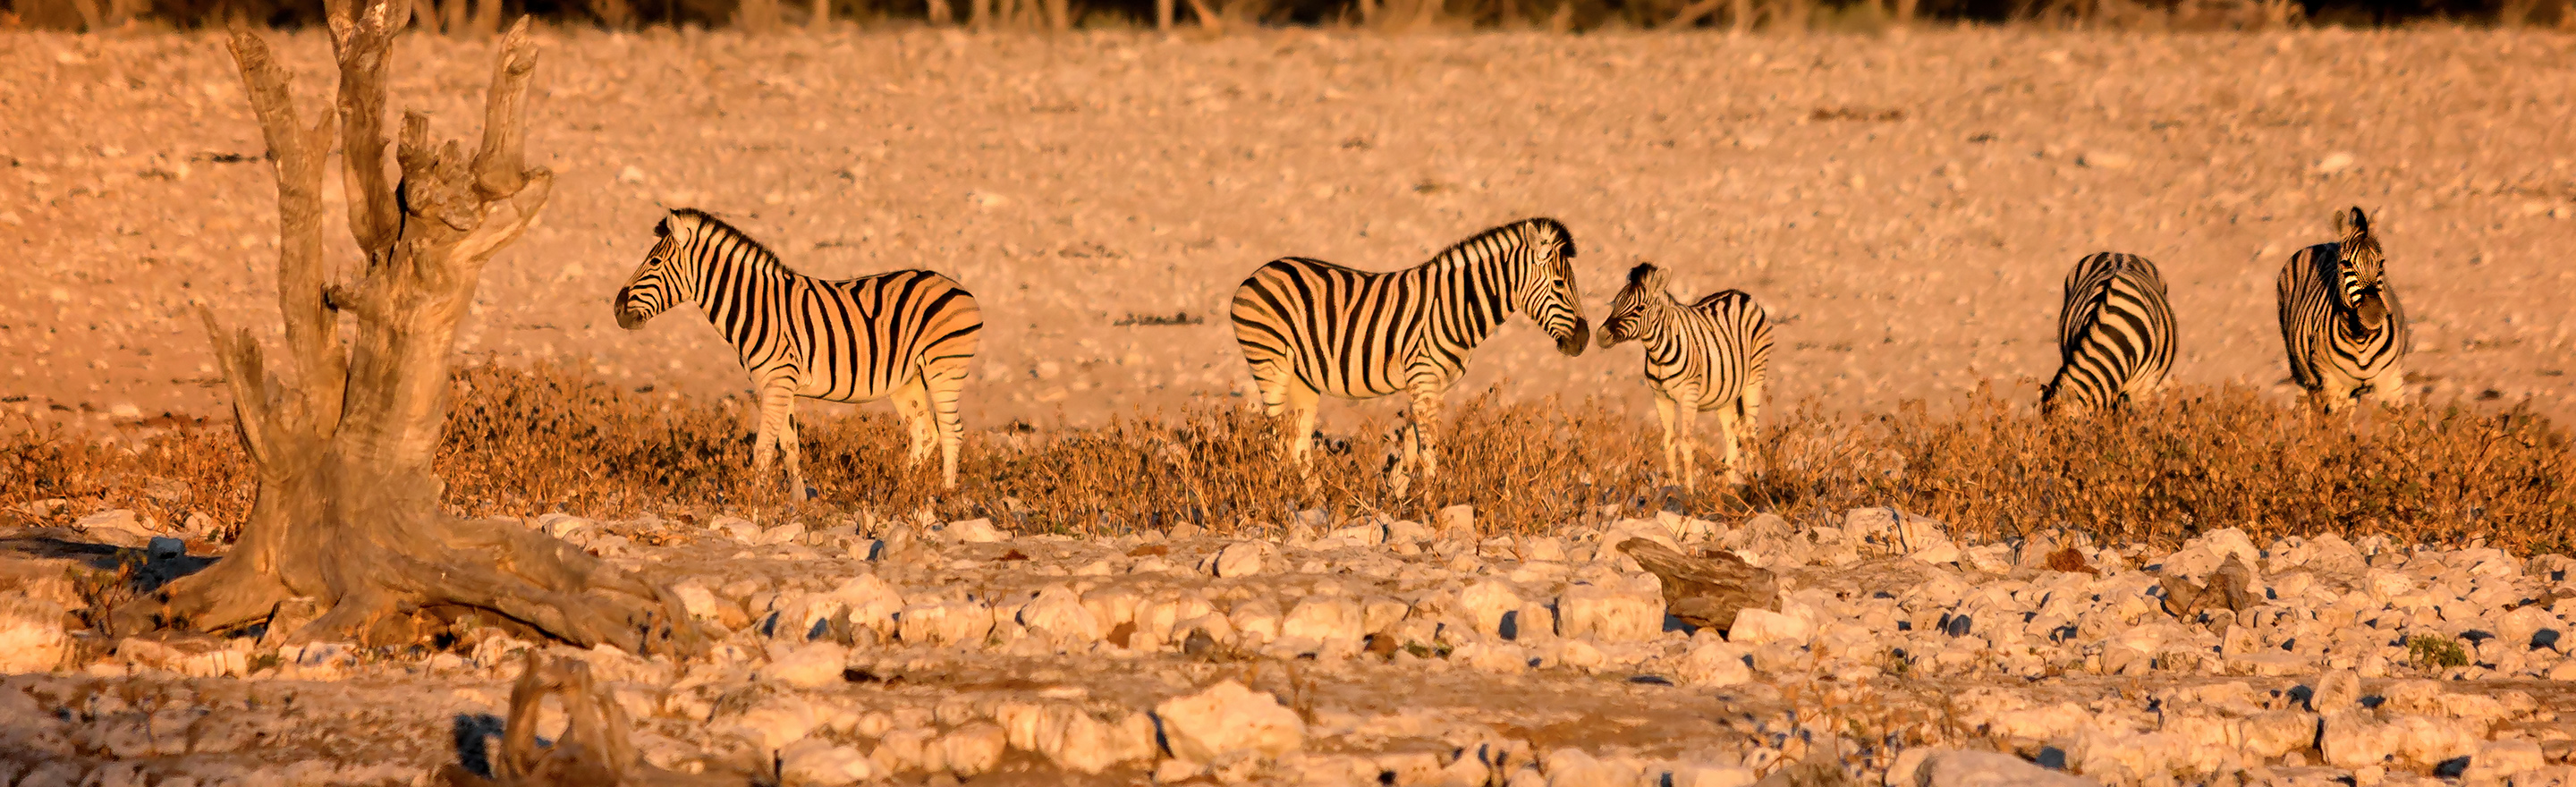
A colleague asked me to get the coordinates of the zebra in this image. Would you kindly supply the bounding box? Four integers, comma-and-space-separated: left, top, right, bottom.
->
1596, 263, 1772, 490
613, 208, 984, 492
1227, 217, 1589, 492
2040, 251, 2179, 415
2276, 207, 2410, 412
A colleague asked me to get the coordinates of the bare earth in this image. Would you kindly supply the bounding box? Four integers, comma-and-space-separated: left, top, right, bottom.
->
3, 29, 2572, 434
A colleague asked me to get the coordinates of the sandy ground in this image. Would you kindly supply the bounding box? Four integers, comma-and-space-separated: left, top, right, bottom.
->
2, 28, 2572, 435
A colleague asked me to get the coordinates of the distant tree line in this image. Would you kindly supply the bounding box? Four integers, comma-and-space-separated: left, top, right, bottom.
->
3, 0, 2567, 38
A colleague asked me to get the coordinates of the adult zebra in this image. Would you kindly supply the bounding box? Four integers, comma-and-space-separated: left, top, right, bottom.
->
1597, 263, 1772, 490
2276, 207, 2410, 412
1228, 218, 1589, 492
2040, 251, 2178, 415
614, 208, 983, 492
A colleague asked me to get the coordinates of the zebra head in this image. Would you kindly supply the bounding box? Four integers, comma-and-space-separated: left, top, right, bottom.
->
1597, 262, 1669, 349
2331, 206, 2392, 331
1510, 219, 1589, 356
614, 209, 706, 330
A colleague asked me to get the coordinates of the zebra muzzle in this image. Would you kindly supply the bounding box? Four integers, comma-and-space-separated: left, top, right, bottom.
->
1558, 318, 1591, 357
613, 287, 647, 330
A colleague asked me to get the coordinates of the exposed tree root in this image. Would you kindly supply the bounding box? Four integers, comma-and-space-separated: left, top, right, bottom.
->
439, 653, 759, 787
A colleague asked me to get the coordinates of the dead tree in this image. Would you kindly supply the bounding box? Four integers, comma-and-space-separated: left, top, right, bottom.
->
110, 2, 701, 657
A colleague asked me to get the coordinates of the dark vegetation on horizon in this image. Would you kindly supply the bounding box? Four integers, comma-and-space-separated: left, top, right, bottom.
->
5, 0, 2569, 37
5, 363, 2571, 556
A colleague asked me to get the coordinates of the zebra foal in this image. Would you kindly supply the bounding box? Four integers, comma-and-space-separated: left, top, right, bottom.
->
1228, 218, 1590, 492
613, 208, 984, 492
2040, 251, 2178, 415
2276, 207, 2410, 412
1597, 263, 1772, 489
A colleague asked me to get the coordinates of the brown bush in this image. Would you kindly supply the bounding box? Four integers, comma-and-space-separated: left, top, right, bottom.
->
8, 364, 2572, 555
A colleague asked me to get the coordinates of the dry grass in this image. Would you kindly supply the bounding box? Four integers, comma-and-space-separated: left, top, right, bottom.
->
5, 364, 2572, 555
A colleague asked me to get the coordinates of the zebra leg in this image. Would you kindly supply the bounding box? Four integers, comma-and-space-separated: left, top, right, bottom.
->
893, 375, 936, 470
927, 372, 970, 490
754, 380, 805, 495
1405, 386, 1445, 482
2368, 368, 2410, 408
1283, 385, 1322, 470
1653, 394, 1682, 489
1674, 394, 1702, 492
1713, 401, 1743, 487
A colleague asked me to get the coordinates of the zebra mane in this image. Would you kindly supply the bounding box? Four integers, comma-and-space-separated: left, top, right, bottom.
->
669, 207, 794, 273
1427, 217, 1577, 267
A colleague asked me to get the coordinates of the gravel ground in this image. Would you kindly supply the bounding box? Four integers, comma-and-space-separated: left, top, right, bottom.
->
2, 28, 2572, 434
5, 506, 2576, 785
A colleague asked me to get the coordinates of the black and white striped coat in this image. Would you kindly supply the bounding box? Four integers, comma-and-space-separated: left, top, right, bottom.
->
614, 208, 984, 491
2041, 252, 2178, 415
1227, 218, 1589, 489
1597, 263, 1772, 489
2276, 207, 2410, 412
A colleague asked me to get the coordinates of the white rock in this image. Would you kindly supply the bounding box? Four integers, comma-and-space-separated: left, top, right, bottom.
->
1844, 507, 1953, 558
1216, 541, 1270, 578
1461, 580, 1522, 638
74, 509, 153, 547
1672, 764, 1757, 787
761, 642, 849, 689
0, 597, 68, 673
1918, 749, 2095, 787
726, 695, 825, 752
870, 728, 936, 774
1555, 576, 1663, 643
1674, 640, 1752, 687
1230, 598, 1284, 645
2309, 669, 2361, 714
1727, 609, 1812, 647
942, 518, 1005, 543
2314, 152, 2356, 174
825, 573, 903, 638
1154, 680, 1306, 763
2465, 740, 2546, 782
778, 739, 875, 785
1453, 642, 1530, 674
758, 522, 808, 546
937, 722, 1008, 776
1437, 504, 1476, 536
1018, 585, 1103, 647
1542, 748, 1633, 787
710, 515, 762, 543
1282, 597, 1364, 646
999, 703, 1157, 774
897, 599, 995, 647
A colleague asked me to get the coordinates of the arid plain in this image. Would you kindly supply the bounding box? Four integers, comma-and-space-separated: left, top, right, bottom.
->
4, 28, 2572, 433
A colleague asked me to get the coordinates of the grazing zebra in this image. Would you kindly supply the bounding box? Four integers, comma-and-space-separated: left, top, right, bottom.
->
2276, 207, 2410, 412
613, 208, 983, 492
1597, 263, 1772, 490
1228, 218, 1590, 491
2040, 252, 2179, 415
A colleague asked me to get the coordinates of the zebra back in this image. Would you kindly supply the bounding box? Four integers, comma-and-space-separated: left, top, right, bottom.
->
2275, 207, 2408, 394
614, 209, 983, 402
2042, 251, 2177, 415
1228, 218, 1589, 400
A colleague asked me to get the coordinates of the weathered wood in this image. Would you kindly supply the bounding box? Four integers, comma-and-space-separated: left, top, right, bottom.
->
439, 654, 752, 787
111, 5, 701, 659
1618, 537, 1778, 633
2159, 553, 2260, 620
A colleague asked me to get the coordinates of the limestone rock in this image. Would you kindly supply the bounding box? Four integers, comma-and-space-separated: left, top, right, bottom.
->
0, 596, 69, 673
1019, 584, 1104, 647
1282, 597, 1364, 646
1461, 580, 1523, 638
897, 599, 995, 647
941, 518, 1005, 543
779, 739, 875, 785
1674, 639, 1753, 687
1914, 749, 2095, 787
761, 641, 849, 689
1557, 575, 1665, 643
1154, 680, 1306, 763
937, 722, 1008, 776
74, 509, 153, 547
1216, 541, 1271, 578
1728, 609, 1812, 647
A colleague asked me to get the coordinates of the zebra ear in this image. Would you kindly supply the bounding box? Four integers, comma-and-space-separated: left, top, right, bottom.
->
1625, 263, 1662, 291
2335, 206, 2370, 239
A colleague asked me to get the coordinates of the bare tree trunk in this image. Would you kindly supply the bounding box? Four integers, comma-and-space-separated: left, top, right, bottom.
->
112, 8, 702, 660
1157, 0, 1174, 29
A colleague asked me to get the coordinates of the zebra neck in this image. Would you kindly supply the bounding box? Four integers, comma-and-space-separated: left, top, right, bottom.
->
1420, 255, 1520, 351
689, 250, 801, 338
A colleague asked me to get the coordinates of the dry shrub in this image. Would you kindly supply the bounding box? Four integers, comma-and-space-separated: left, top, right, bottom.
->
7, 367, 2571, 555
1750, 383, 2576, 554
0, 413, 251, 542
